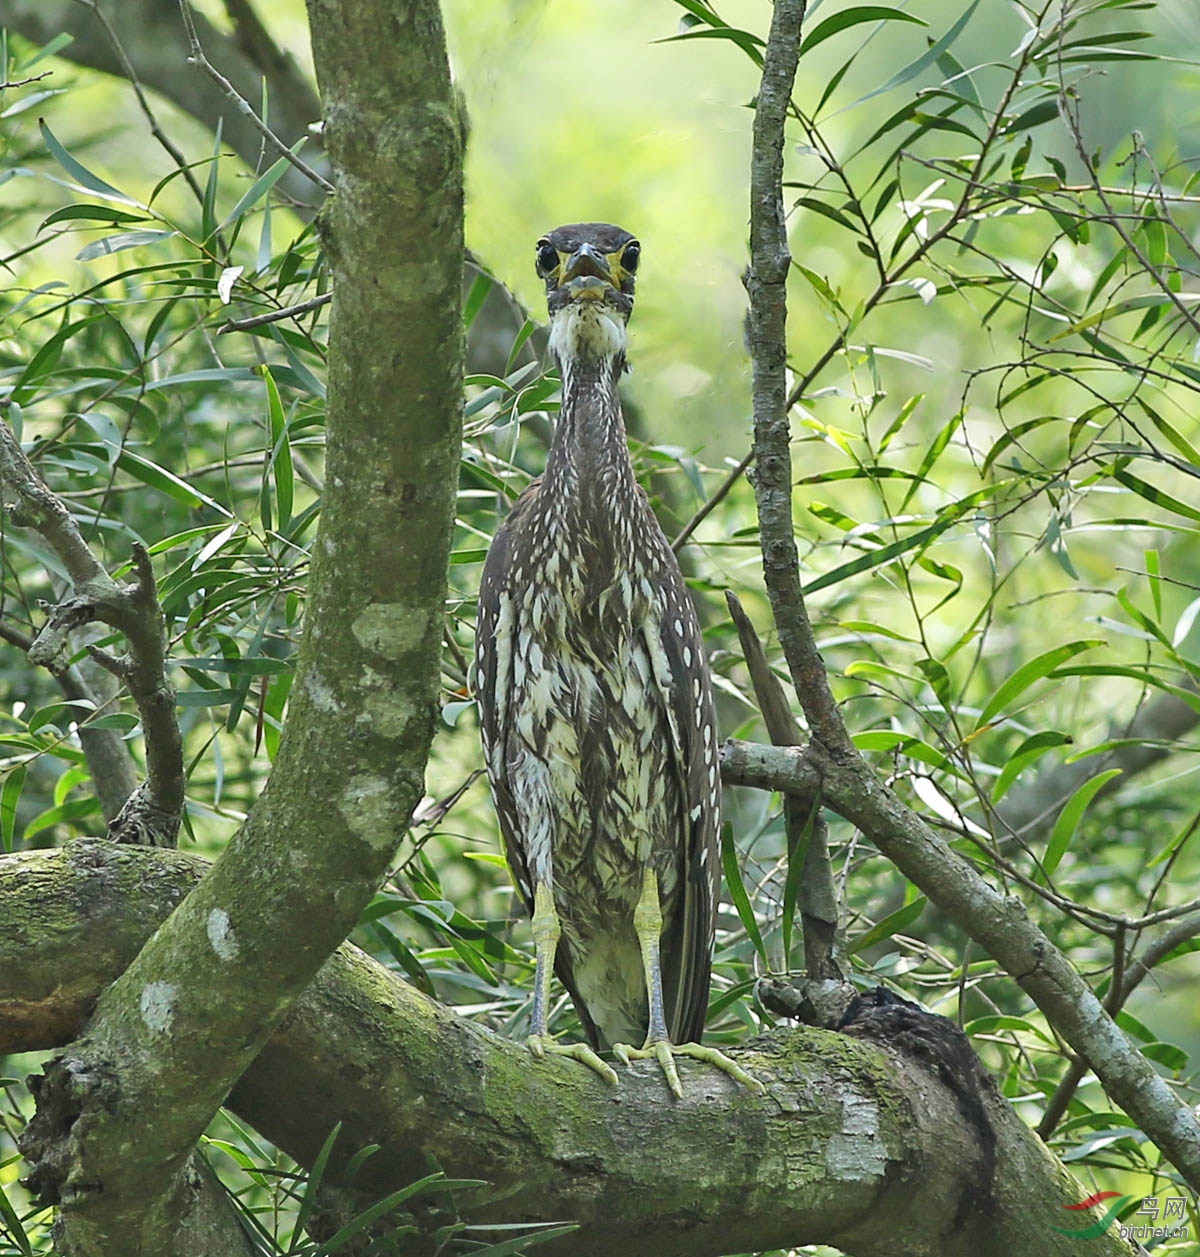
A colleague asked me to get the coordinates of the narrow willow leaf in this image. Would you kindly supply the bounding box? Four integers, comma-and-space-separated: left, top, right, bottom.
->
800, 6, 926, 56
845, 0, 979, 109
263, 366, 294, 529
39, 119, 137, 204
41, 204, 150, 229
115, 448, 233, 516
991, 731, 1072, 803
75, 229, 174, 262
218, 147, 298, 231
721, 823, 767, 963
1041, 769, 1122, 880
976, 641, 1104, 729
464, 271, 494, 330
966, 1015, 1054, 1045
1, 765, 26, 853
654, 26, 765, 68
850, 895, 926, 954
1112, 467, 1200, 526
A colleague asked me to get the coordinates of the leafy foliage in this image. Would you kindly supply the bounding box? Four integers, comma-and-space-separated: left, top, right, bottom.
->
2, 0, 1200, 1253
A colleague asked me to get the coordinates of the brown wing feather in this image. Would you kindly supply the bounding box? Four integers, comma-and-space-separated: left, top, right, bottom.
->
475, 481, 537, 912
645, 528, 721, 1045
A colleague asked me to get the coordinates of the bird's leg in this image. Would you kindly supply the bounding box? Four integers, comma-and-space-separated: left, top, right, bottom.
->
613, 869, 764, 1098
527, 882, 618, 1085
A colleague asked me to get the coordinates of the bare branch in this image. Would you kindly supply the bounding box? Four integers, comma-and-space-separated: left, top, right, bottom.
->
0, 620, 137, 821
177, 0, 335, 196
726, 591, 842, 985
217, 291, 331, 333
1, 421, 183, 845
745, 0, 855, 765
1, 0, 325, 210
73, 0, 210, 214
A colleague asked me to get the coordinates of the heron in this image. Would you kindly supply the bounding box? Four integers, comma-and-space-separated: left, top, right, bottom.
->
475, 223, 760, 1098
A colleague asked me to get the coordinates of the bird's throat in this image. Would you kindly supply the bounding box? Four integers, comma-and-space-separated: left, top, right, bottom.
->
547, 352, 633, 501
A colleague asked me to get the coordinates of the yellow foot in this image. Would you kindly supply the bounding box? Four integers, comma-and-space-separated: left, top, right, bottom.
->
527, 1033, 618, 1085
612, 1039, 765, 1099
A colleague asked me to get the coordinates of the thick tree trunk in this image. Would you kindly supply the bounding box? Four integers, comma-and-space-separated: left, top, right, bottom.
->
1, 842, 1132, 1257
13, 3, 463, 1253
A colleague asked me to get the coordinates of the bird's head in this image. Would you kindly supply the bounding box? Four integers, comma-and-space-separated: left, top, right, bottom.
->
537, 223, 639, 367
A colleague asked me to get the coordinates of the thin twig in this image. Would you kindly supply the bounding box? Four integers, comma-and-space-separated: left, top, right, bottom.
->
726, 591, 842, 981
177, 0, 334, 196
73, 0, 210, 216
218, 291, 331, 333
745, 0, 853, 761
1, 422, 183, 845
0, 71, 53, 91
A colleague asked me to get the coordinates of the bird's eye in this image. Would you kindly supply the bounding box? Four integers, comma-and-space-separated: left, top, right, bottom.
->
536, 241, 559, 277
621, 241, 641, 274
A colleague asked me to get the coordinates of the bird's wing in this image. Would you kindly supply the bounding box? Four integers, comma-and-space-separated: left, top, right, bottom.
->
475, 481, 539, 915
643, 544, 721, 1046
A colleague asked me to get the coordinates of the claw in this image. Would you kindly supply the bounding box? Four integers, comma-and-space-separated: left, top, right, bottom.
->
528, 1033, 618, 1085
612, 1038, 762, 1098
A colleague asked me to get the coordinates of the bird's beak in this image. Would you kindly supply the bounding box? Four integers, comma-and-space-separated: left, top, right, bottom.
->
561, 243, 615, 302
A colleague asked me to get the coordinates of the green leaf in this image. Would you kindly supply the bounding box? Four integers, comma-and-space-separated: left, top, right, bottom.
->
966, 1014, 1054, 1045
721, 823, 767, 964
800, 7, 926, 56
114, 448, 233, 516
1, 765, 27, 853
464, 271, 494, 330
1141, 1041, 1189, 1071
218, 147, 299, 231
308, 1175, 486, 1257
1112, 467, 1200, 526
39, 119, 137, 204
655, 26, 765, 68
24, 30, 75, 68
293, 1123, 342, 1247
28, 701, 88, 734
23, 797, 101, 841
41, 204, 151, 229
850, 895, 926, 953
1115, 1009, 1155, 1043
991, 731, 1072, 803
75, 229, 175, 262
1041, 770, 1122, 880
1007, 98, 1059, 133
464, 1225, 580, 1257
263, 366, 294, 530
976, 641, 1104, 729
901, 408, 963, 511
368, 922, 435, 996
844, 0, 980, 109
0, 1170, 32, 1256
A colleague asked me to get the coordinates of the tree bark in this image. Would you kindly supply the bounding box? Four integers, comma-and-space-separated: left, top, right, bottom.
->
0, 842, 1134, 1257
721, 739, 1200, 1191
15, 2, 463, 1253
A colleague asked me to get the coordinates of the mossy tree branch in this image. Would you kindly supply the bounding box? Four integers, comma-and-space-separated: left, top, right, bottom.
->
14, 1, 463, 1252
720, 739, 1200, 1189
0, 842, 1134, 1257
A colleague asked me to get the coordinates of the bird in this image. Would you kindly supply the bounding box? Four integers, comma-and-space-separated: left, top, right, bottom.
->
474, 222, 761, 1097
